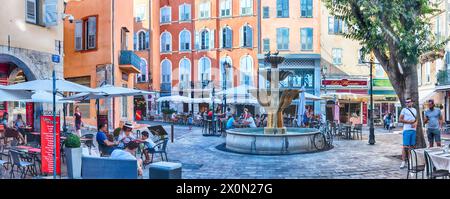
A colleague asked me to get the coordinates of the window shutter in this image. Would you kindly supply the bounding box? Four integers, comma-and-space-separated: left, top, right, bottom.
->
134, 33, 138, 50
179, 5, 183, 21
220, 28, 224, 48
145, 31, 150, 49
87, 16, 97, 49
226, 29, 232, 48
25, 0, 37, 24
210, 29, 215, 49
195, 31, 200, 50
44, 0, 58, 27
239, 26, 244, 47
246, 26, 253, 47
328, 17, 334, 34
75, 20, 83, 51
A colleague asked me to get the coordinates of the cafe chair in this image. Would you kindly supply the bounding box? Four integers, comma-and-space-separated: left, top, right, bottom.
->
406, 149, 425, 179
424, 151, 450, 179
9, 150, 34, 179
81, 134, 95, 155
149, 138, 169, 163
351, 124, 363, 140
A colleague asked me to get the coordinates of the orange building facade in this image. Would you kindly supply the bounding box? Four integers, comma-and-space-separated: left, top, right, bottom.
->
64, 0, 141, 129
146, 0, 259, 113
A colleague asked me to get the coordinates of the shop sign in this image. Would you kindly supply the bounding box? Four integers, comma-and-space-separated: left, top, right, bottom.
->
40, 116, 61, 175
322, 79, 367, 87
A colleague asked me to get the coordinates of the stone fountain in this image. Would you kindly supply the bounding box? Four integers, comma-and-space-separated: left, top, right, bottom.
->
225, 52, 323, 155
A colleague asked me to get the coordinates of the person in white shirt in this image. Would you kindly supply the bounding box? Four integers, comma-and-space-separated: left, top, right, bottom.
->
118, 122, 136, 147
110, 140, 143, 176
245, 116, 257, 128
399, 98, 418, 169
140, 131, 157, 164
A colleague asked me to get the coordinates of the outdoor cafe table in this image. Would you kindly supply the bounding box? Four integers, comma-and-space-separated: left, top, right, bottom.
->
415, 148, 450, 171
11, 146, 42, 176
341, 124, 352, 139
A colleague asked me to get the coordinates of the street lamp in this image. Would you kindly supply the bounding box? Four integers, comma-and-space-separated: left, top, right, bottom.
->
222, 61, 231, 113
361, 51, 379, 145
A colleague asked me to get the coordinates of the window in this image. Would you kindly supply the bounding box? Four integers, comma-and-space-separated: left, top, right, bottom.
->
199, 0, 211, 19
240, 0, 253, 16
221, 26, 232, 49
120, 27, 129, 50
418, 64, 422, 86
66, 76, 91, 116
426, 62, 431, 83
358, 48, 365, 64
179, 4, 191, 21
241, 25, 253, 48
263, 7, 270, 18
220, 56, 233, 89
240, 56, 253, 86
26, 0, 58, 26
160, 32, 172, 52
436, 15, 441, 42
121, 84, 128, 118
179, 30, 191, 51
263, 38, 270, 52
137, 58, 148, 82
161, 59, 172, 84
277, 0, 289, 18
328, 17, 346, 34
198, 57, 211, 82
136, 4, 146, 21
160, 7, 171, 23
220, 0, 232, 17
300, 28, 313, 51
301, 0, 313, 18
332, 48, 343, 65
277, 28, 289, 50
179, 59, 191, 89
135, 31, 148, 51
75, 16, 97, 51
200, 29, 210, 50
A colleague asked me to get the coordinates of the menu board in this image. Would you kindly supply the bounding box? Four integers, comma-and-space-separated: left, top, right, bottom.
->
40, 116, 61, 175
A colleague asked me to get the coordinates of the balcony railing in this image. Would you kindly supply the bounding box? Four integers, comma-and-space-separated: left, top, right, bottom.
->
119, 50, 143, 72
437, 69, 450, 86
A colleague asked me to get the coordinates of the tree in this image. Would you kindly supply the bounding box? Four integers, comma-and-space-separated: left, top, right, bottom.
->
323, 0, 448, 148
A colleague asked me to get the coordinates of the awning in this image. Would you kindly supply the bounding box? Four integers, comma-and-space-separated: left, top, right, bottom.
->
419, 89, 436, 105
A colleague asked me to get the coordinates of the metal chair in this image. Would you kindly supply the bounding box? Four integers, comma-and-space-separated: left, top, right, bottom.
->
9, 150, 34, 179
149, 138, 169, 163
81, 134, 95, 155
424, 151, 450, 179
352, 124, 363, 140
406, 149, 425, 179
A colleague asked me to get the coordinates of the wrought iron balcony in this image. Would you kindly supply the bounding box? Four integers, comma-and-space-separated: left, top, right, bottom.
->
437, 69, 450, 86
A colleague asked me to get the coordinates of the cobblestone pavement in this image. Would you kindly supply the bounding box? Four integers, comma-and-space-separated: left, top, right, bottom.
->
140, 122, 414, 179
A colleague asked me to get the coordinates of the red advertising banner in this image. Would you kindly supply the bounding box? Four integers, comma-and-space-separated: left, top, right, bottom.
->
136, 110, 142, 121
40, 116, 61, 175
363, 102, 368, 125
26, 103, 34, 129
322, 79, 368, 87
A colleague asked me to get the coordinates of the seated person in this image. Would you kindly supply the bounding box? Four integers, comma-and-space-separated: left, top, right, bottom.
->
14, 114, 26, 137
140, 131, 157, 164
243, 115, 257, 128
118, 122, 136, 144
110, 140, 143, 177
96, 123, 118, 156
3, 113, 26, 145
226, 116, 238, 129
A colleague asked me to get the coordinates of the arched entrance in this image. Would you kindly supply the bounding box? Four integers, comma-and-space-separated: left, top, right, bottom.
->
0, 53, 40, 132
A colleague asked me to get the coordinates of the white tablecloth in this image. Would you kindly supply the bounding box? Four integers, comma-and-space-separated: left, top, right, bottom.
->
415, 148, 450, 171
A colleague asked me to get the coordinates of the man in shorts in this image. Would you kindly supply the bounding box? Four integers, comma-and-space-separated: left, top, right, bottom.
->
399, 98, 418, 169
424, 99, 443, 148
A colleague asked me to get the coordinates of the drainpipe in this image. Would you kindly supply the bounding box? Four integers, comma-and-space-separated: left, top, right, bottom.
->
112, 0, 116, 129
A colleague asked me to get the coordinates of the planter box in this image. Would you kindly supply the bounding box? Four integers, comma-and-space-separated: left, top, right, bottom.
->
65, 147, 82, 179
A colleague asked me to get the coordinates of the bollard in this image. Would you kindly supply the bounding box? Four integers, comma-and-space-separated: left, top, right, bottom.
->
171, 124, 174, 143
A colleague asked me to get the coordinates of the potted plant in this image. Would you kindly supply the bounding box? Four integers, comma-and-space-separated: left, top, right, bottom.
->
64, 133, 82, 179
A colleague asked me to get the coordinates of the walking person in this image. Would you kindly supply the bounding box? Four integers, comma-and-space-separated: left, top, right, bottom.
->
74, 106, 83, 137
399, 98, 418, 169
424, 99, 443, 148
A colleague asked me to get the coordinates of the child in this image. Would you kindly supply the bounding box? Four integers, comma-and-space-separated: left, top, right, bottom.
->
188, 114, 194, 130
140, 131, 156, 164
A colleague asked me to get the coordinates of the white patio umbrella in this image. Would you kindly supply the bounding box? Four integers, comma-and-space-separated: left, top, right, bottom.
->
192, 97, 222, 104
157, 95, 192, 103
304, 92, 322, 101
30, 91, 72, 103
62, 84, 154, 101
2, 79, 96, 93
216, 85, 257, 96
0, 86, 33, 101
226, 95, 260, 105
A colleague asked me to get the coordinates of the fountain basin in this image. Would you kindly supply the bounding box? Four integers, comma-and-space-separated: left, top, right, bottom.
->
226, 128, 321, 155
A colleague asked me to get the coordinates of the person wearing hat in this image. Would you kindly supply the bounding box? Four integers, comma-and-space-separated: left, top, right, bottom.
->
424, 99, 443, 148
399, 98, 418, 169
118, 122, 136, 142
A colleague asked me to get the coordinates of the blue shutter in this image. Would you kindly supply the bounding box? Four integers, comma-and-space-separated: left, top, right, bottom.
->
44, 0, 58, 27
145, 31, 150, 49
134, 33, 137, 50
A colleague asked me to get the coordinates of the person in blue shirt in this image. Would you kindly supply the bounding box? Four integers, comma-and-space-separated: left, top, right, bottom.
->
226, 115, 237, 129
96, 123, 118, 156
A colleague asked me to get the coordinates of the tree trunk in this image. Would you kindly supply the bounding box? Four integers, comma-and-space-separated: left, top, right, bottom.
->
398, 67, 427, 149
